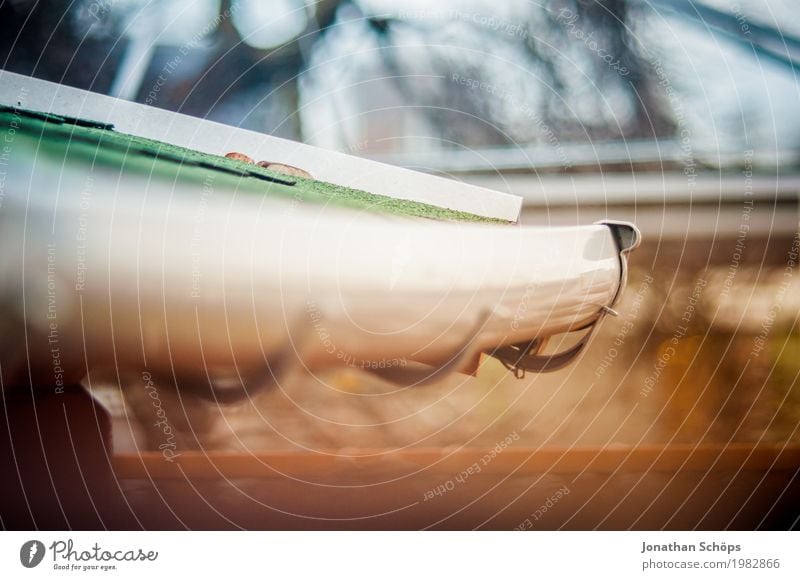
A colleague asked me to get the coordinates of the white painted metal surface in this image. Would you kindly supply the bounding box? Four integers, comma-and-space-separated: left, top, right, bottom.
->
0, 71, 639, 393
0, 136, 633, 390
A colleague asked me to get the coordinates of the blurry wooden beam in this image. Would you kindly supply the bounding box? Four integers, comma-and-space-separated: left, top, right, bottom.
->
114, 443, 800, 480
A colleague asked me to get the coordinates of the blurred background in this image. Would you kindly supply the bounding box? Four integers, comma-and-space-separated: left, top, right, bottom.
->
4, 0, 799, 153
2, 0, 798, 458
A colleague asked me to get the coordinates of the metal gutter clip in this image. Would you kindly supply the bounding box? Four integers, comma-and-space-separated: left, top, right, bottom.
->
487, 221, 641, 378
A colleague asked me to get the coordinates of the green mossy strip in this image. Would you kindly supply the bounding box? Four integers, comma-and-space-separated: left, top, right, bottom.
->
0, 106, 504, 223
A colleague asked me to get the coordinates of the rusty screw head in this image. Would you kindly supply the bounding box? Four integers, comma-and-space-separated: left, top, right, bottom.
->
257, 161, 312, 179
225, 152, 254, 164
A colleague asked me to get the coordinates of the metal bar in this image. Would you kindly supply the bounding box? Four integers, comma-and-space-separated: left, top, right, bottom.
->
464, 172, 800, 206
647, 0, 800, 71
368, 140, 800, 175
